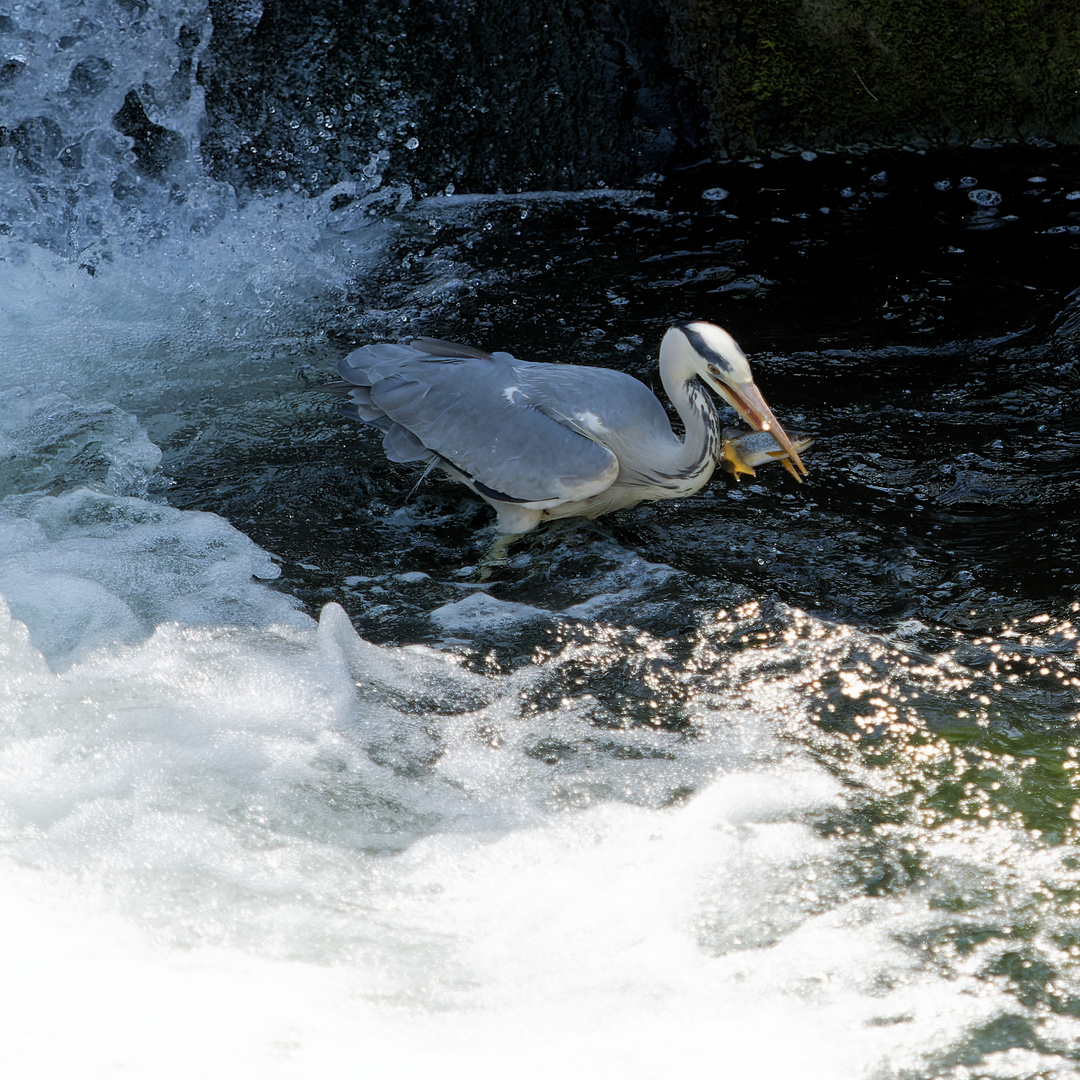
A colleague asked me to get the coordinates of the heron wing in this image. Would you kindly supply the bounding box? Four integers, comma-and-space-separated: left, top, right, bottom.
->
337, 344, 620, 503
382, 423, 435, 463
369, 372, 620, 503
516, 362, 674, 448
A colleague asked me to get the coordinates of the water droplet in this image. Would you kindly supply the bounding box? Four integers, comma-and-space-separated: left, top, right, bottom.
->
959, 176, 977, 187
405, 137, 419, 151
967, 188, 1001, 207
933, 179, 950, 190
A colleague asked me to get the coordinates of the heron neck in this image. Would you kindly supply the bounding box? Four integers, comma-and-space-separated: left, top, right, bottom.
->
659, 354, 723, 481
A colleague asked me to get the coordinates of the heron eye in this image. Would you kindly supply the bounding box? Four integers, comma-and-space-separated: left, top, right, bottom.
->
707, 363, 720, 375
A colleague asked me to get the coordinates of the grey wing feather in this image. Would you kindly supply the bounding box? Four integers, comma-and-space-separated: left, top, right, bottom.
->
520, 363, 672, 435
382, 423, 436, 463
338, 342, 418, 385
408, 337, 495, 361
337, 384, 390, 427
336, 344, 619, 503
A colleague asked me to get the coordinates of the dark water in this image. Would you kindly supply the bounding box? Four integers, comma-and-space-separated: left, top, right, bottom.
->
167, 144, 1080, 640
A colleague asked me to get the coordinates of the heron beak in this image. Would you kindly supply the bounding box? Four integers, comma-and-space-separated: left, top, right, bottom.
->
711, 377, 808, 481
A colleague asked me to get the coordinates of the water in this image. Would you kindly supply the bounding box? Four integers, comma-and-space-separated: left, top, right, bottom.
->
3, 5, 1080, 1077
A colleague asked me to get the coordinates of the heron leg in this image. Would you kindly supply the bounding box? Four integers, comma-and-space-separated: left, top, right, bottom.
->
465, 505, 540, 578
476, 531, 520, 579
492, 505, 544, 535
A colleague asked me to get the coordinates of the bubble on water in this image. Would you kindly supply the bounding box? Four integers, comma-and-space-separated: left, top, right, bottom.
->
800, 150, 817, 162
933, 180, 951, 190
702, 187, 729, 201
1027, 175, 1047, 183
967, 188, 1002, 207
1065, 191, 1080, 201
405, 137, 420, 151
959, 176, 978, 187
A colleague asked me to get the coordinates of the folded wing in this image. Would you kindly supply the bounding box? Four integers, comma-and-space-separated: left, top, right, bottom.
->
337, 342, 621, 505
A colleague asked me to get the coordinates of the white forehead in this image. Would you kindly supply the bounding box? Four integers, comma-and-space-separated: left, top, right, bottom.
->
679, 321, 753, 382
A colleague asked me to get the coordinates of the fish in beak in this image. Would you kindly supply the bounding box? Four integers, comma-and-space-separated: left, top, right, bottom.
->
706, 372, 809, 481
720, 427, 816, 480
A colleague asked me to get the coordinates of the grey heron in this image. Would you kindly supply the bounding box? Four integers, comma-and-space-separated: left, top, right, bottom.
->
334, 321, 808, 534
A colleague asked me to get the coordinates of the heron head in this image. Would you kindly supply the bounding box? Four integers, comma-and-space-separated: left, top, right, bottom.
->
663, 321, 809, 480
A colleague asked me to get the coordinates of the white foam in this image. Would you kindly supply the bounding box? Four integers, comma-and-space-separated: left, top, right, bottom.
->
0, 673, 880, 1079
0, 594, 1070, 1077
430, 590, 547, 630
0, 488, 303, 666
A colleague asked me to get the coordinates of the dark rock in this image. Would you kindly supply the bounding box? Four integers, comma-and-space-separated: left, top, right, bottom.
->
196, 0, 1080, 196
200, 0, 706, 195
